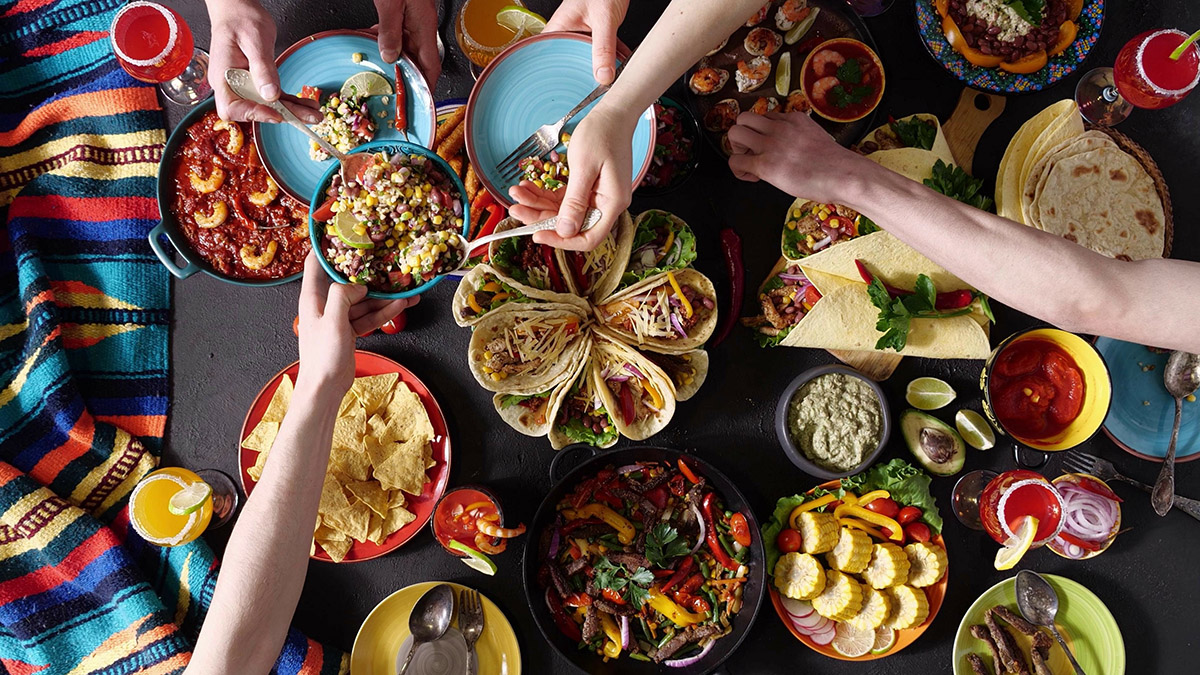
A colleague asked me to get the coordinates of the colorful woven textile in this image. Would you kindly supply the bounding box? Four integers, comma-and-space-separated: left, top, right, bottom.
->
0, 1, 344, 673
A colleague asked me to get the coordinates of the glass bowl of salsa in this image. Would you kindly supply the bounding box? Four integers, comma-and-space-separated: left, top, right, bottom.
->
432, 485, 505, 556
800, 38, 885, 124
981, 327, 1112, 452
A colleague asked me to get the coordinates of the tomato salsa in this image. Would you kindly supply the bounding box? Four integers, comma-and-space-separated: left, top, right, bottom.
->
802, 38, 884, 123
433, 487, 501, 555
989, 337, 1086, 441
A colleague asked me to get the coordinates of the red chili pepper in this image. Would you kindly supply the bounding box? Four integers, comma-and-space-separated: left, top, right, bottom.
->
601, 588, 626, 605
469, 205, 506, 257
858, 259, 977, 310
562, 592, 593, 608
545, 589, 582, 642
701, 492, 738, 571
1057, 531, 1105, 552
542, 245, 565, 292
713, 228, 743, 346
855, 259, 911, 297
394, 64, 408, 134
661, 555, 695, 593
677, 458, 702, 485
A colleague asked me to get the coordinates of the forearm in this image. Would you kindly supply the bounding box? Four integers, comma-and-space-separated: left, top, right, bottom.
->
185, 378, 343, 675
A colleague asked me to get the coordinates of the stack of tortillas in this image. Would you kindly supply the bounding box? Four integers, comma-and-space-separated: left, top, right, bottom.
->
996, 100, 1170, 260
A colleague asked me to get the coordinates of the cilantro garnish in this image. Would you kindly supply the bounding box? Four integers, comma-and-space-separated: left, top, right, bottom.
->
828, 59, 876, 109
867, 275, 978, 352
889, 118, 937, 151
923, 159, 995, 212
594, 557, 655, 607
645, 523, 690, 568
1004, 0, 1045, 25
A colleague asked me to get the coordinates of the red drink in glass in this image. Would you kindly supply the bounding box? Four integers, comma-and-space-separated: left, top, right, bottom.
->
1114, 29, 1200, 110
111, 1, 194, 83
979, 470, 1064, 547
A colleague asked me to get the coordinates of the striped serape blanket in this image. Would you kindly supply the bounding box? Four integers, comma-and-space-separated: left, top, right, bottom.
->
0, 0, 344, 672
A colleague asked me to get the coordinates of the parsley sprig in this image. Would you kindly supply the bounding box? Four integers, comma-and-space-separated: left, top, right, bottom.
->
867, 275, 985, 352
924, 160, 995, 212
594, 557, 655, 607
830, 59, 875, 109
890, 118, 937, 151
1004, 0, 1046, 25
645, 523, 691, 568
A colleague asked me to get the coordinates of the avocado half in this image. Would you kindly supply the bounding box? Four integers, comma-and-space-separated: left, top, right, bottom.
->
900, 409, 966, 476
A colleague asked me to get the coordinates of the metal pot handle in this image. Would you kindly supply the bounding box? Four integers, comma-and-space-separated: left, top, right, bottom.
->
549, 444, 599, 483
1012, 443, 1050, 470
147, 222, 200, 279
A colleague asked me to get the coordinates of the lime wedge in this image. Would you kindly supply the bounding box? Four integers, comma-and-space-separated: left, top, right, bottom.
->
955, 409, 996, 450
333, 210, 375, 249
784, 7, 820, 45
168, 481, 212, 516
994, 516, 1038, 571
340, 71, 392, 99
906, 377, 956, 410
870, 626, 896, 655
775, 52, 791, 97
448, 540, 498, 575
496, 6, 546, 36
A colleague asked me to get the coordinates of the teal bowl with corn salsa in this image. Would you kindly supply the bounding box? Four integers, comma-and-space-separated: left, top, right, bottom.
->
309, 140, 470, 299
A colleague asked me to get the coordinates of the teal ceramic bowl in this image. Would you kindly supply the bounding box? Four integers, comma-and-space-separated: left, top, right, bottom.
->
308, 140, 470, 300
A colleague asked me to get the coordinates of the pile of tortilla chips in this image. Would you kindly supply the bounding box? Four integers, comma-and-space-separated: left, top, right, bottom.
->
242, 372, 436, 562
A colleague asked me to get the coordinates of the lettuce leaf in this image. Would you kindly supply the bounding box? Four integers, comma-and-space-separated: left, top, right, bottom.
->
839, 459, 943, 534
621, 214, 697, 286
561, 417, 618, 447
760, 488, 832, 575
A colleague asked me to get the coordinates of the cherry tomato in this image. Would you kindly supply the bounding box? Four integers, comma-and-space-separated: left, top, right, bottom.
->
897, 506, 923, 524
667, 473, 687, 497
729, 512, 752, 547
776, 528, 803, 553
863, 497, 900, 520
380, 313, 406, 334
292, 315, 300, 337
601, 588, 626, 605
311, 196, 336, 222
879, 526, 905, 545
904, 522, 932, 543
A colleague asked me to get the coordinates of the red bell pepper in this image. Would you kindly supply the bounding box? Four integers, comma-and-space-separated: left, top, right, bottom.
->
677, 458, 702, 485
543, 245, 565, 292
601, 588, 626, 605
713, 227, 743, 346
560, 516, 604, 535
701, 492, 739, 571
562, 592, 593, 608
593, 488, 623, 511
469, 204, 506, 258
661, 555, 695, 593
545, 589, 582, 642
311, 196, 337, 222
1057, 531, 1105, 552
618, 384, 635, 426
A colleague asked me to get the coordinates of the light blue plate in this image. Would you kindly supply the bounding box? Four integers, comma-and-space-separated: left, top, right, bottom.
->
255, 30, 436, 205
1095, 337, 1200, 461
465, 33, 655, 206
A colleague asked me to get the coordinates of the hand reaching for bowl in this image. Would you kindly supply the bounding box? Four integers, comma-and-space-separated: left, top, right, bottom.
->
545, 0, 630, 85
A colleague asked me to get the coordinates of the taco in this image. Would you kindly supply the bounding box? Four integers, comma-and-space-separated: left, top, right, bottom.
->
548, 353, 620, 450
592, 333, 676, 441
855, 114, 954, 163
493, 352, 586, 437
639, 348, 709, 402
489, 218, 571, 293
741, 258, 822, 347
453, 264, 589, 327
781, 200, 880, 259
468, 306, 590, 395
558, 210, 635, 301
595, 269, 717, 353
619, 210, 697, 289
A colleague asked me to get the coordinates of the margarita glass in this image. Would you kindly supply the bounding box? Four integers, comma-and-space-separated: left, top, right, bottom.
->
129, 467, 237, 547
979, 470, 1064, 548
109, 1, 212, 105
455, 0, 530, 72
1076, 29, 1200, 125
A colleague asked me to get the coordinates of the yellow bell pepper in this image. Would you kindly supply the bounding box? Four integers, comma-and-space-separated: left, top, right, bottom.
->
655, 230, 675, 265
857, 490, 890, 507
481, 281, 502, 293
666, 271, 693, 318
839, 517, 886, 541
834, 504, 903, 542
600, 613, 622, 658
466, 293, 484, 314
647, 588, 704, 627
645, 380, 665, 410
788, 494, 837, 531
562, 504, 636, 544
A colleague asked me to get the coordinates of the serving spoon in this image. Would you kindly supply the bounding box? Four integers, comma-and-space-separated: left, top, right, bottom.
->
396, 583, 454, 675
442, 208, 603, 274
1151, 351, 1200, 515
1015, 570, 1086, 675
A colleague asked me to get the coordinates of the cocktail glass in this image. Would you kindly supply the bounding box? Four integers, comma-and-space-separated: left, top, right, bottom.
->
129, 467, 238, 547
455, 0, 529, 75
110, 1, 212, 105
979, 470, 1064, 548
1076, 28, 1200, 125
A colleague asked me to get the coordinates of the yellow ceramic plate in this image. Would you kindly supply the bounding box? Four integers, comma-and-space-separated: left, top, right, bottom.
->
352, 582, 521, 674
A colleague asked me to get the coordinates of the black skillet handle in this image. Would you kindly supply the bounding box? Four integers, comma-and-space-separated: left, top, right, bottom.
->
549, 444, 599, 483
1012, 443, 1050, 470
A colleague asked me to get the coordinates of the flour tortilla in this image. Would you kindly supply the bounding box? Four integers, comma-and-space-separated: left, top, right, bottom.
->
452, 264, 589, 327
638, 348, 709, 402
557, 210, 635, 301
467, 306, 591, 395
548, 351, 619, 450
864, 148, 945, 184
996, 100, 1079, 222
1020, 131, 1118, 230
797, 230, 972, 292
1034, 147, 1165, 260
493, 345, 588, 437
594, 269, 718, 354
860, 114, 955, 166
487, 218, 570, 292
592, 331, 677, 441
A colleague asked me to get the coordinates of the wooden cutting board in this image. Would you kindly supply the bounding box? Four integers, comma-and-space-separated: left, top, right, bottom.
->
829, 88, 1005, 381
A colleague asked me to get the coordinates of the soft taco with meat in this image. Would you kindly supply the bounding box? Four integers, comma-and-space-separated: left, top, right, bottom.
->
594, 269, 717, 354
638, 348, 709, 402
741, 258, 822, 347
780, 199, 881, 259
851, 114, 955, 184
453, 264, 589, 327
557, 210, 635, 301
592, 332, 676, 441
489, 218, 572, 293
493, 351, 587, 437
618, 210, 697, 289
468, 306, 591, 395
548, 352, 620, 450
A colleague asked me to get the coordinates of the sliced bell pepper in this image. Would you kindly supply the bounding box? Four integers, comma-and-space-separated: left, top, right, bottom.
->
1066, 0, 1083, 21
469, 204, 506, 257
647, 588, 704, 627
665, 271, 693, 318
661, 555, 695, 592
934, 0, 949, 16
788, 494, 838, 530
702, 492, 739, 571
1057, 530, 1105, 552
840, 518, 887, 540
618, 384, 636, 426
599, 613, 622, 657
943, 15, 1006, 68
546, 588, 582, 642
1000, 50, 1048, 75
677, 458, 701, 485
561, 504, 635, 544
466, 293, 485, 315
601, 588, 626, 605
856, 490, 891, 506
562, 592, 593, 608
644, 380, 665, 411
655, 230, 675, 266
835, 504, 904, 541
1049, 21, 1077, 57
311, 196, 337, 222
542, 245, 565, 292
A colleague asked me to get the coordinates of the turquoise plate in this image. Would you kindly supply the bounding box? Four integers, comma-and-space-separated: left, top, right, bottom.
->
465, 32, 655, 207
1095, 337, 1200, 462
254, 29, 436, 205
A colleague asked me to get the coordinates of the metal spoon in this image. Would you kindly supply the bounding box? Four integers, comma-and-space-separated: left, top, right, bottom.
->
1151, 351, 1200, 516
396, 584, 454, 675
223, 68, 373, 182
1015, 570, 1086, 675
444, 208, 602, 273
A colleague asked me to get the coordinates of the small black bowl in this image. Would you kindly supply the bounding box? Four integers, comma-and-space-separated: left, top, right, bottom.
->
634, 96, 701, 196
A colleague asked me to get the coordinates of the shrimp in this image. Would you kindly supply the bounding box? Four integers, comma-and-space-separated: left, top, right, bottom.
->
193, 201, 228, 229
474, 531, 508, 555
784, 89, 812, 114
744, 27, 782, 57
688, 67, 729, 95
189, 162, 226, 194
750, 96, 778, 115
745, 2, 770, 27
247, 175, 280, 206
811, 49, 848, 78
809, 76, 841, 107
476, 517, 526, 539
212, 119, 243, 154
735, 56, 771, 93
239, 241, 277, 270
776, 0, 811, 31
704, 98, 740, 133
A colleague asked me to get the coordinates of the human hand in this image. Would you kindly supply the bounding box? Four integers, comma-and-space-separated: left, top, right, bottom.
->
508, 104, 634, 251
206, 0, 321, 124
372, 0, 441, 87
727, 111, 877, 204
296, 253, 418, 394
545, 0, 630, 85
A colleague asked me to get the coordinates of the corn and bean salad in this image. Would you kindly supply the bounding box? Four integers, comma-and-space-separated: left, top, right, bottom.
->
520, 142, 570, 191
320, 151, 465, 292
309, 91, 376, 161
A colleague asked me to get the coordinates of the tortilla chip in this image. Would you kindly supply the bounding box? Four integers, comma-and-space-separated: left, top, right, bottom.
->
247, 447, 271, 482
388, 489, 407, 508
351, 373, 400, 415
423, 441, 436, 470
241, 421, 279, 453
314, 523, 346, 542
374, 442, 430, 495
330, 445, 372, 482
384, 385, 435, 440
325, 501, 372, 542
319, 473, 353, 515
332, 404, 366, 453
384, 505, 417, 535
319, 536, 353, 563
347, 479, 390, 517
261, 375, 294, 425
366, 511, 385, 545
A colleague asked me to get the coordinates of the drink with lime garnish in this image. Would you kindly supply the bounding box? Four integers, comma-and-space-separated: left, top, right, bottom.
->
129, 467, 237, 547
455, 0, 543, 69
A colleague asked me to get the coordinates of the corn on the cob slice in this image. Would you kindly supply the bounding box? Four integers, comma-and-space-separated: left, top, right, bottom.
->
812, 569, 863, 622
904, 542, 948, 588
798, 511, 839, 555
882, 585, 929, 631
860, 543, 911, 589
846, 586, 892, 631
826, 527, 872, 574
774, 552, 827, 600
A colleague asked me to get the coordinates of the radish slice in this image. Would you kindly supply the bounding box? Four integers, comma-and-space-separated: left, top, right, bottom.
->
793, 612, 826, 629
781, 598, 813, 618
811, 626, 836, 646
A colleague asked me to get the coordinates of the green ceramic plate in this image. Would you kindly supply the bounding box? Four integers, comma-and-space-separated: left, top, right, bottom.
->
952, 574, 1124, 675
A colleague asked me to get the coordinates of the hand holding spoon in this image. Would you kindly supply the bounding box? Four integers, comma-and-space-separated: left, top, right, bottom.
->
1151, 351, 1200, 516
396, 584, 454, 675
444, 208, 603, 273
1016, 570, 1085, 675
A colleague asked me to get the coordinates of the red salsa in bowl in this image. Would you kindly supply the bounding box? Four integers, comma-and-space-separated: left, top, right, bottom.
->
800, 38, 885, 123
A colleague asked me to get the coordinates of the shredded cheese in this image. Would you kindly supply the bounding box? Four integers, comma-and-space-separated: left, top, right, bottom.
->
500, 315, 579, 378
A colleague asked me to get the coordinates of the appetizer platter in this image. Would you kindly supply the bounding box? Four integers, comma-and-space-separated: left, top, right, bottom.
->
685, 0, 884, 153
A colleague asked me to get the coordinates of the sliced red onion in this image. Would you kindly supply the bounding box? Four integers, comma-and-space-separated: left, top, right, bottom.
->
620, 615, 632, 650
777, 273, 806, 283
664, 639, 714, 667
608, 375, 631, 383
811, 236, 832, 251
624, 363, 646, 380
670, 314, 687, 337
548, 527, 561, 560
1058, 482, 1119, 543
689, 502, 706, 555
616, 464, 644, 474
821, 224, 840, 242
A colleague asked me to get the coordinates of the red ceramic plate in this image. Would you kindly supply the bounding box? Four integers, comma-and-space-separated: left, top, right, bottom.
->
238, 350, 451, 563
768, 479, 949, 660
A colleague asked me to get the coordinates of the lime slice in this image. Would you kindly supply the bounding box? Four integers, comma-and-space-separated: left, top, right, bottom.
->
955, 409, 996, 450
448, 540, 498, 575
168, 481, 212, 516
333, 210, 375, 249
496, 6, 546, 36
775, 52, 791, 97
906, 377, 956, 410
994, 516, 1038, 571
831, 621, 874, 658
785, 8, 821, 45
870, 626, 896, 655
340, 71, 392, 99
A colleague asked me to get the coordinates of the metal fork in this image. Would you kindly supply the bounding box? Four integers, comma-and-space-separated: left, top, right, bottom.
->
495, 65, 624, 182
459, 589, 485, 675
1062, 450, 1200, 521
